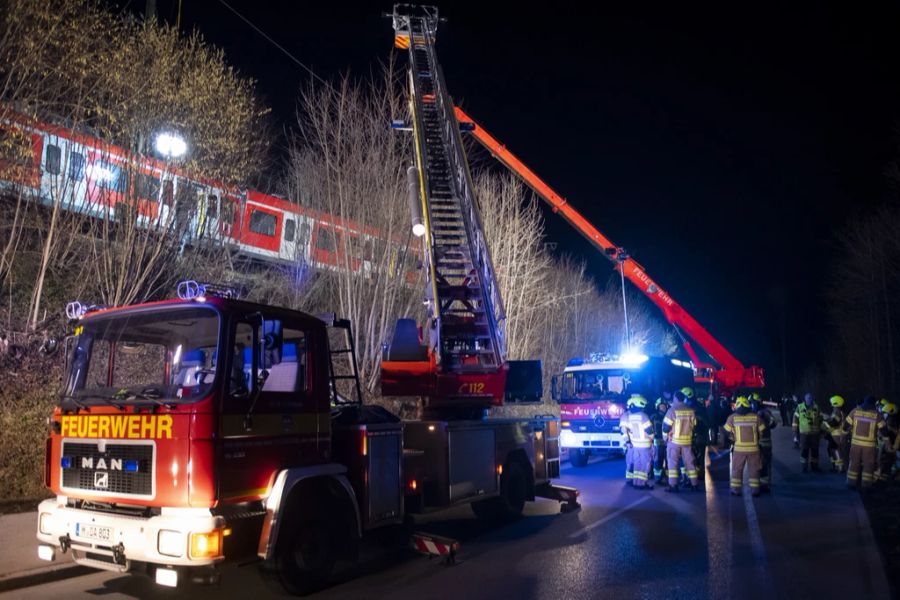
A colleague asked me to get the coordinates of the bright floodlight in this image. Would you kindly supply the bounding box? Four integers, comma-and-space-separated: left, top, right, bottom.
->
412, 222, 426, 237
621, 351, 649, 366
155, 132, 187, 159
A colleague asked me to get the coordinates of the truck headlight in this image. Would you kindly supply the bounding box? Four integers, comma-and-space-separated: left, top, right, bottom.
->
189, 530, 223, 559
39, 512, 55, 535
158, 529, 185, 558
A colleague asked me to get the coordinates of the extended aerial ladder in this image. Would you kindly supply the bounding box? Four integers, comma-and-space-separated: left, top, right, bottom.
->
382, 5, 526, 409
453, 107, 764, 394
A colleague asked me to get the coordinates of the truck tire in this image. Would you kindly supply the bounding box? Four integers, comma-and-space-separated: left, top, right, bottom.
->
471, 461, 528, 522
569, 448, 589, 467
265, 501, 337, 595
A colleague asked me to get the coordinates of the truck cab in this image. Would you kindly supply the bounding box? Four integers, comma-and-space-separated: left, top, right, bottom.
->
553, 355, 694, 467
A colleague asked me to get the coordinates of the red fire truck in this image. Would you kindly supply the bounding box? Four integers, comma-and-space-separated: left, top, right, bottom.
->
35, 5, 576, 594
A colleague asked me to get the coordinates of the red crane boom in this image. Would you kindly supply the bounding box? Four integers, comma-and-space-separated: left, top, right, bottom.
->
454, 106, 764, 393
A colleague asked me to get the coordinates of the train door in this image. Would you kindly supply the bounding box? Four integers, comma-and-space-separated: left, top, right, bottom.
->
280, 214, 298, 262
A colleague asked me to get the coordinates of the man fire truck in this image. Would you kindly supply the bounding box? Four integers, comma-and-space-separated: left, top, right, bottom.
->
34, 6, 577, 594
552, 354, 694, 467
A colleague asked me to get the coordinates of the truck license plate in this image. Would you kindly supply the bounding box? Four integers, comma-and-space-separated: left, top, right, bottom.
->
75, 523, 112, 543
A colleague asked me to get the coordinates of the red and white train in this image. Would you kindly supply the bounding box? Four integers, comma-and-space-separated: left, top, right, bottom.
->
0, 110, 417, 279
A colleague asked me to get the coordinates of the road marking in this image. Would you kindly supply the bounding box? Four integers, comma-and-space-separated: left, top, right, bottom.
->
568, 496, 651, 539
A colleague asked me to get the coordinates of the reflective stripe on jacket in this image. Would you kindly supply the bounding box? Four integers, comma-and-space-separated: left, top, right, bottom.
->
621, 412, 653, 448
725, 412, 765, 452
663, 402, 696, 446
846, 408, 881, 448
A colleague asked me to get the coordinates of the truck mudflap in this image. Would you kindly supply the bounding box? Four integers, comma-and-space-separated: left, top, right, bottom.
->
535, 482, 581, 513
410, 532, 460, 565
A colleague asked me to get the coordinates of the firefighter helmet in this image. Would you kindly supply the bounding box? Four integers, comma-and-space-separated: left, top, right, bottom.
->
680, 387, 695, 399
628, 394, 648, 409
750, 392, 761, 401
655, 397, 669, 410
735, 396, 751, 409
829, 395, 845, 408
884, 403, 898, 415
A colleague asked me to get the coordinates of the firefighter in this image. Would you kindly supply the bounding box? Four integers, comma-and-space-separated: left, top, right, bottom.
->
792, 392, 822, 472
751, 393, 777, 492
664, 390, 700, 492
690, 391, 710, 483
724, 396, 766, 496
621, 396, 637, 486
876, 402, 898, 484
621, 394, 654, 489
822, 395, 848, 473
846, 395, 884, 490
651, 397, 670, 484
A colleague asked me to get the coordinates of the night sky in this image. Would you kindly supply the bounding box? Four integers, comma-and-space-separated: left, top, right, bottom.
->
134, 1, 900, 390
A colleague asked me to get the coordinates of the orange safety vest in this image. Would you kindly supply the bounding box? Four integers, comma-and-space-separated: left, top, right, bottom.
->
725, 412, 764, 452
621, 412, 653, 448
846, 408, 881, 448
664, 402, 696, 446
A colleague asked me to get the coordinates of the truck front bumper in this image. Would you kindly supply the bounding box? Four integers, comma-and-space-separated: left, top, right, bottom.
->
560, 429, 623, 450
36, 497, 225, 579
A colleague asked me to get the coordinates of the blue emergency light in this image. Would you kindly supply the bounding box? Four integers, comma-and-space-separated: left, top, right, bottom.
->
123, 460, 140, 473
60, 457, 72, 469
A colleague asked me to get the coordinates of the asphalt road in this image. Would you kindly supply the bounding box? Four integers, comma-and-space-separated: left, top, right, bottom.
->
4, 427, 891, 600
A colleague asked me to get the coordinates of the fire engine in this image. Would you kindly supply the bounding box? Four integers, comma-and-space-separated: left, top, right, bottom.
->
551, 355, 694, 467
35, 6, 576, 594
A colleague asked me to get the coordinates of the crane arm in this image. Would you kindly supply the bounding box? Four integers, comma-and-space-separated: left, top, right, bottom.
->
454, 106, 764, 391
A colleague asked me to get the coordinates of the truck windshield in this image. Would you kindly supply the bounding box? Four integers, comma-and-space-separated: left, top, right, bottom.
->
559, 369, 631, 402
64, 306, 220, 406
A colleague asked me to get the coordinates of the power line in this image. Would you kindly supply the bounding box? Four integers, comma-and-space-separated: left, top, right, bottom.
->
217, 0, 327, 85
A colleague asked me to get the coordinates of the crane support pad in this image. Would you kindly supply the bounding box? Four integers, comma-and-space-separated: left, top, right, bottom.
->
536, 483, 581, 512
410, 532, 460, 563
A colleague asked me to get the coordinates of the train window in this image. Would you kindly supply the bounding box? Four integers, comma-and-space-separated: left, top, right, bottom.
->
249, 210, 277, 237
298, 223, 311, 248
68, 152, 84, 181
284, 219, 296, 242
94, 162, 125, 193
207, 195, 218, 219
161, 180, 173, 206
0, 128, 30, 164
45, 144, 61, 175
315, 227, 338, 252
222, 199, 236, 224
363, 239, 374, 261
135, 173, 160, 199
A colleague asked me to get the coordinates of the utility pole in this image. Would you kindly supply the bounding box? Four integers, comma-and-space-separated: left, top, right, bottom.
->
145, 0, 157, 23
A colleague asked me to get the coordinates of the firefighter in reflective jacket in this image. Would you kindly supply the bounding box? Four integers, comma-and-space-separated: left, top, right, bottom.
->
664, 390, 700, 492
792, 393, 822, 472
822, 395, 848, 472
750, 393, 777, 492
876, 402, 898, 484
621, 394, 654, 489
651, 397, 670, 484
725, 396, 767, 496
846, 396, 884, 490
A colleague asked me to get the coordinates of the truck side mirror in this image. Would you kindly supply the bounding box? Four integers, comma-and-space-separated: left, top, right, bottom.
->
550, 375, 558, 402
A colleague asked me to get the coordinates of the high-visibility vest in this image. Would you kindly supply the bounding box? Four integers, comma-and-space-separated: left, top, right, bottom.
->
664, 402, 696, 446
725, 412, 764, 452
846, 408, 881, 448
794, 404, 821, 434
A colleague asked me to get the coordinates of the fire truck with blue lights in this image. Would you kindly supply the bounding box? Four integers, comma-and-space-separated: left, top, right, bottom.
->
34, 6, 575, 594
551, 355, 694, 467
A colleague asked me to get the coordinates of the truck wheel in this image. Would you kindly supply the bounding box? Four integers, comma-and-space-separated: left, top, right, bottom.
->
472, 462, 528, 522
569, 448, 589, 467
267, 510, 336, 595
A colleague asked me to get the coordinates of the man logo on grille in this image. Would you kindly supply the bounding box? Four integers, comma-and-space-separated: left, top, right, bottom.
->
94, 471, 109, 489
593, 414, 606, 429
